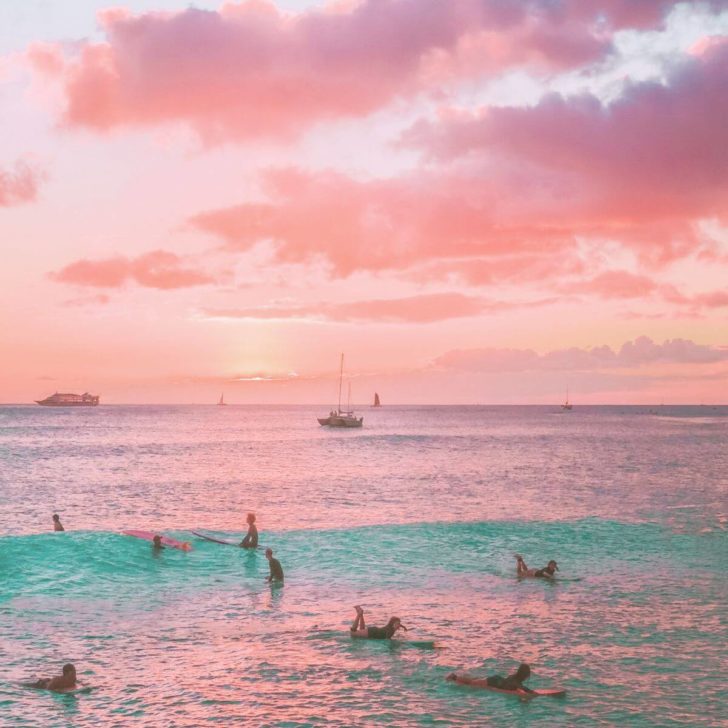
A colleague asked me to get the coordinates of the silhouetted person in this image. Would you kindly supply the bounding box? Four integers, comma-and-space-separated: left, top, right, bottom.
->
27, 663, 77, 691
265, 548, 284, 584
52, 514, 64, 532
240, 512, 258, 549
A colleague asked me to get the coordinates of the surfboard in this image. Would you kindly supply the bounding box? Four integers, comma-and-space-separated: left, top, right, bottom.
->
447, 673, 565, 697
122, 529, 192, 551
190, 530, 239, 546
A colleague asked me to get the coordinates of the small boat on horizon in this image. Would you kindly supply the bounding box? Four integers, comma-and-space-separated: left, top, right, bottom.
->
372, 392, 381, 408
318, 354, 363, 428
561, 388, 573, 411
35, 392, 100, 407
217, 393, 227, 406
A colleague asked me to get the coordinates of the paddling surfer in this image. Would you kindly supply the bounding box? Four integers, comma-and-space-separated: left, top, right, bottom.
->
265, 548, 284, 584
26, 663, 77, 691
515, 554, 558, 579
447, 663, 535, 693
52, 514, 64, 532
349, 606, 408, 639
240, 513, 258, 549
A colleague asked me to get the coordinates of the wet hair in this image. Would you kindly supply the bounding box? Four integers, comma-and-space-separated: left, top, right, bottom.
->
384, 617, 401, 635
53, 514, 60, 521
515, 663, 531, 680
247, 513, 256, 523
153, 535, 162, 543
548, 560, 558, 570
62, 663, 75, 676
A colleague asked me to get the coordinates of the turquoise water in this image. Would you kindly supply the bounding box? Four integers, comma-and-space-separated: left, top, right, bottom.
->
1, 405, 726, 725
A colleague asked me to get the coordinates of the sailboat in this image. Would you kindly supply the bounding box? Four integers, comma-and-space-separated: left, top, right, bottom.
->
561, 388, 573, 411
217, 393, 227, 406
372, 392, 381, 408
317, 354, 363, 427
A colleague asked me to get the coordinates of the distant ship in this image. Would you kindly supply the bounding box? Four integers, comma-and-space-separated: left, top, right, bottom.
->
561, 388, 573, 411
35, 392, 100, 407
318, 354, 363, 428
217, 393, 227, 406
372, 392, 381, 408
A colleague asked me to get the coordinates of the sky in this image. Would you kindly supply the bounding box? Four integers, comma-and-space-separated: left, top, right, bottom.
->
1, 0, 727, 405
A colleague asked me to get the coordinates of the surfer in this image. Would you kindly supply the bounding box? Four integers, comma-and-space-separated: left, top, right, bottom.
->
515, 554, 558, 578
349, 606, 408, 639
152, 535, 165, 550
265, 548, 284, 584
240, 513, 258, 549
447, 663, 535, 693
26, 663, 77, 691
52, 514, 64, 532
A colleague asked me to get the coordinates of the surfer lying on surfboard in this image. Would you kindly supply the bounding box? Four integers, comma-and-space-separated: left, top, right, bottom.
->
447, 663, 566, 697
515, 553, 558, 579
350, 606, 408, 639
24, 663, 77, 692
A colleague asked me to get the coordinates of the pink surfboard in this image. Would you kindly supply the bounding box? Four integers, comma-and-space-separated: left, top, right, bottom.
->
447, 673, 565, 697
122, 529, 192, 551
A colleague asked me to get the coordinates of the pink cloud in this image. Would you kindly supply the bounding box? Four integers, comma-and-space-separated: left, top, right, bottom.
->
203, 292, 559, 324
28, 0, 689, 141
49, 250, 215, 289
436, 336, 728, 372
191, 166, 581, 276
404, 37, 728, 262
0, 161, 42, 207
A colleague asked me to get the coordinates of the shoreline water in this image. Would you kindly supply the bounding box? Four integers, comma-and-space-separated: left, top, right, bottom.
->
1, 405, 726, 725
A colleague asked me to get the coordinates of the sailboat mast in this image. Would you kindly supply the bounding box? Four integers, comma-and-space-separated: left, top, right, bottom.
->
338, 353, 344, 412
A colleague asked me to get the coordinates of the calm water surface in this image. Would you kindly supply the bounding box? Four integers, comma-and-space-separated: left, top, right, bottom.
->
1, 405, 726, 726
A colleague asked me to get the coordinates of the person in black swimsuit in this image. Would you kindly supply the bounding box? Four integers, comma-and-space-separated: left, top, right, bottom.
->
265, 548, 284, 584
447, 662, 535, 693
240, 513, 258, 548
349, 606, 407, 639
515, 554, 558, 578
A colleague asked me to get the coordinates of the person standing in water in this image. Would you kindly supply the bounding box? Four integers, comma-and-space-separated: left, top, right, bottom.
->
240, 513, 258, 549
152, 535, 165, 550
515, 554, 558, 579
447, 663, 535, 693
52, 514, 64, 532
265, 548, 284, 584
26, 663, 77, 691
349, 606, 407, 639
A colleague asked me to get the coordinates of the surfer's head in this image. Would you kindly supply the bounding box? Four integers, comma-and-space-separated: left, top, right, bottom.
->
62, 664, 76, 678
153, 535, 162, 547
265, 548, 273, 559
547, 560, 559, 572
386, 617, 406, 634
247, 513, 256, 524
515, 663, 531, 681
52, 514, 60, 522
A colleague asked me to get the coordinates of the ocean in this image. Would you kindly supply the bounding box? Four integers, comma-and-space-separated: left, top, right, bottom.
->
1, 404, 726, 726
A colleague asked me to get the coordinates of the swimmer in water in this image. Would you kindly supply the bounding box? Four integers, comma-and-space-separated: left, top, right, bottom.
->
26, 663, 77, 692
240, 512, 258, 549
349, 606, 408, 639
265, 548, 284, 584
152, 535, 165, 550
447, 662, 535, 693
52, 514, 64, 532
515, 554, 558, 579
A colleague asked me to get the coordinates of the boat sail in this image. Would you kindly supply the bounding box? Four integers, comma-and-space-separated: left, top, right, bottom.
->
561, 388, 573, 411
372, 392, 381, 408
217, 393, 227, 406
317, 354, 363, 428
